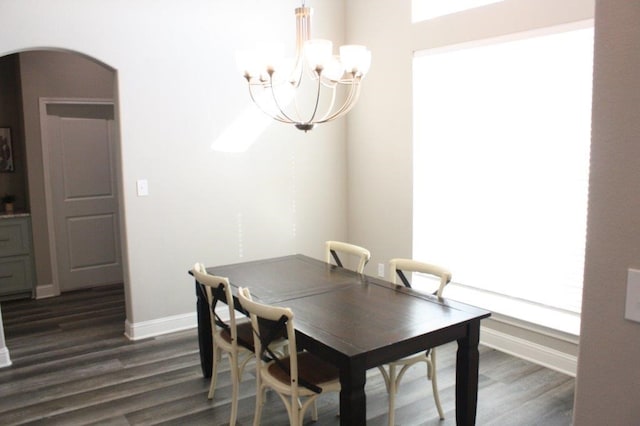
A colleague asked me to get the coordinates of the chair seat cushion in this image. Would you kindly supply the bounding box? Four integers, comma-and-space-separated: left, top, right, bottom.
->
268, 351, 340, 388
220, 319, 255, 351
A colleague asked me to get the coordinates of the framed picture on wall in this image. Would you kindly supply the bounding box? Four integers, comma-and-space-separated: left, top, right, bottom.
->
0, 128, 14, 172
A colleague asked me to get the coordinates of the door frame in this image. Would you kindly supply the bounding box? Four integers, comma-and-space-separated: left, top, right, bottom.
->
38, 97, 122, 297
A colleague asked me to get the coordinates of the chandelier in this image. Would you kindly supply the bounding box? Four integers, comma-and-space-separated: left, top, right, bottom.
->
236, 2, 371, 132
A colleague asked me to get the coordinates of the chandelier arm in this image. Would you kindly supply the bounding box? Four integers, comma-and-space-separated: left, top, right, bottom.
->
267, 74, 300, 124
292, 80, 305, 123
287, 64, 307, 123
329, 83, 362, 121
247, 83, 294, 124
302, 72, 324, 125
317, 78, 362, 124
326, 89, 361, 122
289, 57, 305, 90
335, 74, 361, 85
316, 83, 338, 122
318, 96, 357, 123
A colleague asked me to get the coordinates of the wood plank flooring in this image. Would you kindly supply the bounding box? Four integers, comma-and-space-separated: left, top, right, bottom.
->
0, 284, 575, 425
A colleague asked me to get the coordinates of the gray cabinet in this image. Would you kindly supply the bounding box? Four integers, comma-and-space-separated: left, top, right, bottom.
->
0, 215, 34, 300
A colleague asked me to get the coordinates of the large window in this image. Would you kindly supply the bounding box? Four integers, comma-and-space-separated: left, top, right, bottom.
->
413, 23, 593, 334
412, 0, 504, 22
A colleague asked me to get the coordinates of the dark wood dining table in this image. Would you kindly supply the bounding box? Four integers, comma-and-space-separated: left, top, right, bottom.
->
191, 254, 490, 425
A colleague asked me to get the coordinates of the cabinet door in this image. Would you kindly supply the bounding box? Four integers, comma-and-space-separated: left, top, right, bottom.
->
0, 219, 30, 257
0, 256, 33, 296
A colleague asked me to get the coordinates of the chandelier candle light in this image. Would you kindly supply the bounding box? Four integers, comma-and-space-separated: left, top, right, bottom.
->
237, 2, 371, 132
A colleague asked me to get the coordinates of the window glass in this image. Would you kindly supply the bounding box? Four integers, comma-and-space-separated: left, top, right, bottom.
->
412, 0, 504, 22
413, 25, 594, 315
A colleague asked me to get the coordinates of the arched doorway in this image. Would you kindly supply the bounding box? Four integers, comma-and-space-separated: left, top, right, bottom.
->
0, 49, 126, 364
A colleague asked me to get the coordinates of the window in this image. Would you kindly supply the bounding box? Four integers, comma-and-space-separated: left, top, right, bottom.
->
412, 23, 593, 334
412, 0, 504, 22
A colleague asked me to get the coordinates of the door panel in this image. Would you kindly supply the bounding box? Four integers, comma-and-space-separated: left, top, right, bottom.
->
61, 118, 113, 198
67, 214, 118, 271
45, 102, 122, 292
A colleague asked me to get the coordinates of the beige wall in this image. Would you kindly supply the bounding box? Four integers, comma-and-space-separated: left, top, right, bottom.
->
0, 0, 348, 329
18, 50, 115, 290
345, 0, 414, 265
573, 0, 640, 423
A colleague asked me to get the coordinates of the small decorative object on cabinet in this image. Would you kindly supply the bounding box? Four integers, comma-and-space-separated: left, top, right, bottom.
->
1, 194, 15, 214
0, 215, 35, 301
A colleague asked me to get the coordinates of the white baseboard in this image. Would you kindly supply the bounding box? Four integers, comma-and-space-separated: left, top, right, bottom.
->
124, 312, 197, 341
119, 310, 578, 377
35, 283, 57, 299
0, 346, 12, 368
481, 325, 577, 377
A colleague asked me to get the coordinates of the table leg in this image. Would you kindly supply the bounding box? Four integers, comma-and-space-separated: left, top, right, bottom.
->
339, 360, 367, 426
195, 281, 212, 378
456, 320, 481, 426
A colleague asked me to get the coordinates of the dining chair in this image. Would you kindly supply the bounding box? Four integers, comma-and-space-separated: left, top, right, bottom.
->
324, 240, 371, 273
237, 286, 341, 426
191, 263, 258, 426
378, 258, 452, 424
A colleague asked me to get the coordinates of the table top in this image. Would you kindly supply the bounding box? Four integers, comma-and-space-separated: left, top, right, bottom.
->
207, 254, 360, 303
208, 254, 490, 367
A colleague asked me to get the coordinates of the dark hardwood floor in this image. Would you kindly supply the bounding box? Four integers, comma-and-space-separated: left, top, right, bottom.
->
0, 284, 575, 425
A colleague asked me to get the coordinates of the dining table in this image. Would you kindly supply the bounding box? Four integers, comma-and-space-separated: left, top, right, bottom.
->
190, 254, 491, 425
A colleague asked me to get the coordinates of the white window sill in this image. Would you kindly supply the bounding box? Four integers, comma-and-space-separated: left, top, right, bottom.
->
443, 282, 581, 337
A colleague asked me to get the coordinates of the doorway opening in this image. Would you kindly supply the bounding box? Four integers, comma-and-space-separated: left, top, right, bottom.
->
0, 49, 127, 357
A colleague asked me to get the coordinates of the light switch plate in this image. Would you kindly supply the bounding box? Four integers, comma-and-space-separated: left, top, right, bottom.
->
625, 268, 640, 323
136, 179, 149, 197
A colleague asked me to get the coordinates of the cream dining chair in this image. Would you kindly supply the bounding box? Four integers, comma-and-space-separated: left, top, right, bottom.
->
378, 258, 452, 424
191, 263, 254, 425
238, 286, 341, 426
324, 240, 371, 273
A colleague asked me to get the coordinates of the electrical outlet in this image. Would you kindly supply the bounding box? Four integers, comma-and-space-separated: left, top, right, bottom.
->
378, 263, 385, 278
626, 268, 640, 323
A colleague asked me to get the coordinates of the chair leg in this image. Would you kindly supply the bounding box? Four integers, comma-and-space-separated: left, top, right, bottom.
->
253, 384, 266, 426
208, 343, 222, 399
387, 364, 398, 426
430, 350, 445, 420
290, 402, 300, 426
378, 365, 391, 393
299, 395, 320, 424
229, 354, 240, 426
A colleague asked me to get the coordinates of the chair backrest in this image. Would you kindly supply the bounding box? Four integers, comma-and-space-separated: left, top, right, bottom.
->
388, 258, 452, 297
237, 287, 305, 395
324, 240, 371, 273
192, 263, 241, 346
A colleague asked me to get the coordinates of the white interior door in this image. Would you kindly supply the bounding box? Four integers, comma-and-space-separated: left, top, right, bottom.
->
43, 101, 122, 292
